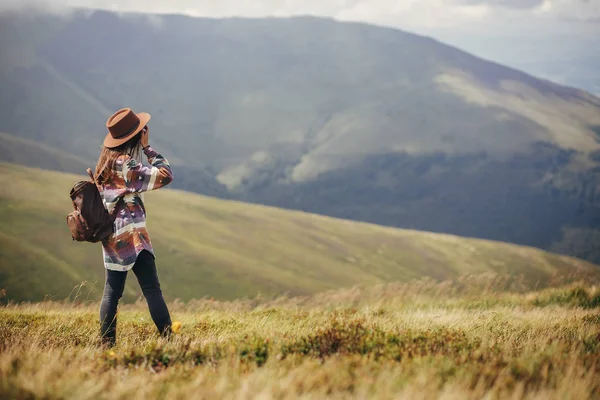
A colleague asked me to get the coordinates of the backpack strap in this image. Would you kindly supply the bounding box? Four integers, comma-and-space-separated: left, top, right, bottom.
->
87, 159, 110, 184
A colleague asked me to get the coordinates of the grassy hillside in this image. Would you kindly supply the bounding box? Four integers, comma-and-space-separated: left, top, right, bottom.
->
0, 162, 597, 303
2, 279, 600, 399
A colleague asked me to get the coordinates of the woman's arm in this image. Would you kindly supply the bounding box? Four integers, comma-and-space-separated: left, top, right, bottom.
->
122, 146, 174, 193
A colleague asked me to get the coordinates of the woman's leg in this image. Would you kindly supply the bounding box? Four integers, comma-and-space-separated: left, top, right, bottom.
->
132, 250, 172, 337
99, 269, 127, 347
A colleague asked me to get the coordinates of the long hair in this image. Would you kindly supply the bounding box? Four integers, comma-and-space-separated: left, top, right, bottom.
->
95, 133, 143, 185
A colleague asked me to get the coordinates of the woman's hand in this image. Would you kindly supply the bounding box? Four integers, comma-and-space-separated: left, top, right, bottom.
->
140, 126, 150, 148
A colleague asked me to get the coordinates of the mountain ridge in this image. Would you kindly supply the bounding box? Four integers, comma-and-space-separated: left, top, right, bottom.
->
1, 10, 599, 262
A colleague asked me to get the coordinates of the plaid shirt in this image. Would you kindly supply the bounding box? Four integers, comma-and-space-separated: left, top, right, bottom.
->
99, 146, 173, 271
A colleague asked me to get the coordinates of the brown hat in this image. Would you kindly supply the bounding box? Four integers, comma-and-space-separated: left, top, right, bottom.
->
104, 108, 151, 148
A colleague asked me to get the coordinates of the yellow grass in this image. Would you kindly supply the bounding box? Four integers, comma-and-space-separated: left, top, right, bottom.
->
1, 276, 599, 399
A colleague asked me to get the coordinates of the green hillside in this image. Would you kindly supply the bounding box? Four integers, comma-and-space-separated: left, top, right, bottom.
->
0, 162, 597, 303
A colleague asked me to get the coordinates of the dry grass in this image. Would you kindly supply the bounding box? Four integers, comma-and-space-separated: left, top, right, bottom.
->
2, 275, 600, 399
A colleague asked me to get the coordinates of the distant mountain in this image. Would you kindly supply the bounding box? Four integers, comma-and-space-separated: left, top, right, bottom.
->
1, 10, 599, 262
0, 132, 87, 174
511, 55, 600, 98
1, 162, 597, 303
0, 131, 230, 198
425, 31, 600, 97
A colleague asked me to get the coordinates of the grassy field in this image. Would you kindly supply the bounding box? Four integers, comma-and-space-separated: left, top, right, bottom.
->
2, 275, 600, 399
1, 162, 599, 303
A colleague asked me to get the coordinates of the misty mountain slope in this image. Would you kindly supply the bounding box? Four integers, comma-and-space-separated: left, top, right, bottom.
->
3, 11, 599, 170
0, 132, 230, 198
0, 132, 88, 174
1, 10, 599, 262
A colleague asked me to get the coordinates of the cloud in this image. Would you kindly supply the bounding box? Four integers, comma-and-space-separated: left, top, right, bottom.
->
1, 0, 599, 29
535, 0, 600, 20
459, 0, 544, 9
0, 0, 495, 30
333, 0, 493, 29
115, 11, 165, 30
0, 0, 72, 15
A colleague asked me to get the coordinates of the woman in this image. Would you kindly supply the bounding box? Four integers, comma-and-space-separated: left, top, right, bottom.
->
94, 107, 174, 347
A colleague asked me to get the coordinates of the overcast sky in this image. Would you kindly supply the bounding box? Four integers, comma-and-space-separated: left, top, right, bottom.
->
2, 0, 598, 30
2, 0, 599, 92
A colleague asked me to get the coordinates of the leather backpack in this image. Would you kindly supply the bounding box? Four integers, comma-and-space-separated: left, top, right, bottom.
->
66, 168, 114, 243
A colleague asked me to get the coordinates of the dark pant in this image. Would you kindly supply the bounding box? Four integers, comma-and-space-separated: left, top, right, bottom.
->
100, 250, 172, 346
